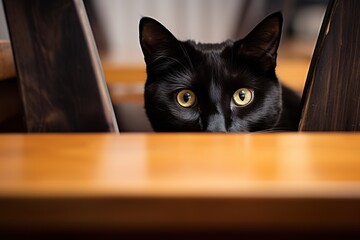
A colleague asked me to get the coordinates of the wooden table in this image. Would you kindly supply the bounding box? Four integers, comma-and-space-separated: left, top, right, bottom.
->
1, 133, 360, 238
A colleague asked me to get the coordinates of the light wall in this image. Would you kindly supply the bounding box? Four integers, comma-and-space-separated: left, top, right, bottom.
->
94, 0, 246, 65
0, 2, 9, 39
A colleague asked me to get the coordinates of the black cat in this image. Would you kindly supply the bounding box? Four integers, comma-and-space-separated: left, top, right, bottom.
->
139, 12, 300, 132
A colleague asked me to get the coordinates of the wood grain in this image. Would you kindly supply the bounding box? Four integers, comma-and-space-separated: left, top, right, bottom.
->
300, 0, 360, 131
0, 133, 360, 236
1, 133, 360, 196
3, 0, 118, 132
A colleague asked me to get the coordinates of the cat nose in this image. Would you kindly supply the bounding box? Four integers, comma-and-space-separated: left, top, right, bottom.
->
205, 114, 226, 132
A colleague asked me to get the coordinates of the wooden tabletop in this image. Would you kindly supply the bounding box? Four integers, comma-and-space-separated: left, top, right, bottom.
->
1, 133, 360, 236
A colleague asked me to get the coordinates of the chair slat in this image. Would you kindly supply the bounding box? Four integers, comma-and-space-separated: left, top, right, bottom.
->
3, 0, 119, 132
300, 0, 360, 131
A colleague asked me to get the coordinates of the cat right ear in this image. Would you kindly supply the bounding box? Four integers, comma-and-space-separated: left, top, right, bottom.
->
139, 17, 182, 64
235, 12, 283, 68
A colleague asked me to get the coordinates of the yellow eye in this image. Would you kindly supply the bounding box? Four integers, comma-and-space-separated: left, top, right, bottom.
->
233, 88, 253, 106
176, 89, 196, 108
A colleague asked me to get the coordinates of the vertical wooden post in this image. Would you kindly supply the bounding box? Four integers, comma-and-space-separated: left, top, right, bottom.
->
299, 0, 360, 131
3, 0, 118, 132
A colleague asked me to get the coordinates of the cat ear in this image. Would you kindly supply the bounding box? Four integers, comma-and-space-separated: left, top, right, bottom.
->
236, 12, 283, 65
139, 17, 182, 64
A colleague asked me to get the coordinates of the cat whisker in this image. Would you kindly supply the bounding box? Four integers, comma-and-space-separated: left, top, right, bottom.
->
179, 43, 194, 71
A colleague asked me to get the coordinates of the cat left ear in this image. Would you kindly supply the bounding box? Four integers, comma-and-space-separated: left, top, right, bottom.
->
139, 17, 182, 64
236, 12, 283, 64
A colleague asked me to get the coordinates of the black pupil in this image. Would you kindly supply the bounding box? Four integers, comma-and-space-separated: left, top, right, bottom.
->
183, 92, 191, 103
239, 91, 246, 101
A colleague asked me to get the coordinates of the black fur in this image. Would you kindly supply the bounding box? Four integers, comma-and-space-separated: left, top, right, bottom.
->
139, 12, 300, 132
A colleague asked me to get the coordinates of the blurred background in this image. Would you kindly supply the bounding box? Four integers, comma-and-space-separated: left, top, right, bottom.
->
88, 0, 328, 65
0, 0, 329, 131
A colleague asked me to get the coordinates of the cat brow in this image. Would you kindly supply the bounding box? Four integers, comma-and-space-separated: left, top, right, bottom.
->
161, 70, 193, 87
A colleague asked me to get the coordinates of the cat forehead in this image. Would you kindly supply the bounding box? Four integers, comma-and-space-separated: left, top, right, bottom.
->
188, 40, 234, 52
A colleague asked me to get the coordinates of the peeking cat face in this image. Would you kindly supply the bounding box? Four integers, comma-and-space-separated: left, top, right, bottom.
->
139, 12, 285, 132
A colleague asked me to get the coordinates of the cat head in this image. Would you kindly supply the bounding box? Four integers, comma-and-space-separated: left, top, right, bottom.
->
139, 12, 283, 132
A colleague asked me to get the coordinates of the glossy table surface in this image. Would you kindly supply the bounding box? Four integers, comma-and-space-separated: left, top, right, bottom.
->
1, 133, 360, 197
1, 133, 360, 234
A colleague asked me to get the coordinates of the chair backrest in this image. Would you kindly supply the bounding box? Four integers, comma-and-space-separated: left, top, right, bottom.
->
3, 0, 119, 132
299, 0, 360, 131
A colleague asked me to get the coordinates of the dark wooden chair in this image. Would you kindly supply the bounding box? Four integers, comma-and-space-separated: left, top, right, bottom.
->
2, 0, 118, 132
299, 0, 360, 131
